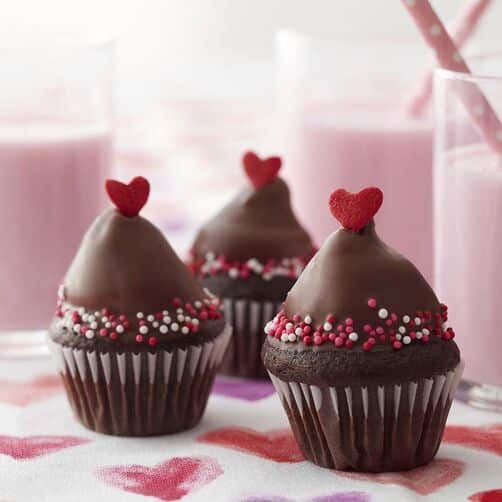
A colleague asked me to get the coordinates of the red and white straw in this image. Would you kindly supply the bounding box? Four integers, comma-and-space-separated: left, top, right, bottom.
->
402, 0, 502, 153
403, 0, 492, 117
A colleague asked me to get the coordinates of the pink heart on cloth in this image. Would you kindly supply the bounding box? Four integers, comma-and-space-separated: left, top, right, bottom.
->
0, 374, 63, 406
443, 423, 502, 456
0, 435, 90, 460
97, 456, 223, 501
197, 427, 304, 463
337, 458, 465, 496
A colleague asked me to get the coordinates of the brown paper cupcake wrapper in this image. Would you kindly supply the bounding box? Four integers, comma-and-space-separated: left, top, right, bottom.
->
221, 298, 282, 378
48, 324, 232, 436
268, 361, 464, 472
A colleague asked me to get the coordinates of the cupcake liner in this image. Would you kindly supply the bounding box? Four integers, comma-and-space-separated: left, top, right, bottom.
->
48, 324, 232, 436
268, 361, 464, 472
221, 298, 282, 378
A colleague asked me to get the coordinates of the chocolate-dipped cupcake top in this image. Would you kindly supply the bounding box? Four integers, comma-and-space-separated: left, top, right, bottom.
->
265, 187, 456, 352
53, 177, 223, 349
189, 151, 315, 281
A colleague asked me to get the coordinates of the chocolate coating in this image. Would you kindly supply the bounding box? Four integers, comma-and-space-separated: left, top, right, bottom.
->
285, 221, 438, 321
192, 177, 314, 262
64, 208, 204, 313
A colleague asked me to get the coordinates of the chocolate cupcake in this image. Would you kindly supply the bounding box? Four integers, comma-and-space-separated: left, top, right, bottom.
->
262, 187, 462, 472
189, 152, 315, 378
48, 177, 231, 436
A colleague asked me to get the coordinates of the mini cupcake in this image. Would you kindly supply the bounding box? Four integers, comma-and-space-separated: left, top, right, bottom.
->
189, 152, 315, 378
48, 176, 231, 436
262, 187, 462, 472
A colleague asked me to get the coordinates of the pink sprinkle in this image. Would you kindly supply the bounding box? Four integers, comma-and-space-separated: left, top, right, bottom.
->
303, 326, 312, 335
327, 314, 336, 323
370, 330, 376, 337
135, 334, 144, 343
328, 332, 336, 342
393, 341, 402, 350
376, 326, 384, 335
422, 334, 430, 343
303, 336, 312, 345
313, 335, 323, 346
293, 314, 301, 323
345, 318, 353, 326
345, 340, 354, 349
337, 324, 344, 332
363, 324, 372, 333
335, 337, 344, 347
345, 326, 353, 333
367, 298, 377, 308
322, 333, 328, 342
390, 313, 398, 322
379, 334, 386, 342
410, 331, 417, 339
385, 319, 393, 326
99, 328, 108, 337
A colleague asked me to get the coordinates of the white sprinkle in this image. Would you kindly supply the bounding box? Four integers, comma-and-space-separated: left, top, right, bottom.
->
414, 317, 421, 325
147, 314, 155, 322
159, 325, 168, 334
116, 325, 124, 333
206, 251, 215, 261
139, 325, 149, 335
192, 319, 199, 326
88, 315, 95, 323
281, 333, 289, 342
90, 321, 98, 330
194, 301, 202, 309
85, 330, 95, 339
442, 322, 447, 330
171, 323, 179, 332
403, 336, 412, 345
181, 326, 189, 334
416, 331, 423, 339
163, 316, 171, 324
94, 311, 100, 317
398, 326, 406, 334
403, 315, 411, 323
304, 315, 312, 325
229, 268, 239, 279
286, 322, 294, 330
137, 312, 144, 319
348, 332, 359, 342
395, 334, 402, 341
162, 310, 169, 316
176, 308, 183, 314
288, 333, 297, 342
324, 322, 333, 332
78, 307, 85, 315
430, 24, 441, 36
82, 313, 89, 322
263, 273, 272, 281
73, 324, 81, 333
177, 315, 185, 323
105, 322, 111, 329
422, 328, 430, 336
295, 327, 303, 336
102, 316, 108, 323
152, 321, 159, 328
378, 308, 389, 319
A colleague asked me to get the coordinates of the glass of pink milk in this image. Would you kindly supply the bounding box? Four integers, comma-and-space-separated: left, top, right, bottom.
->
0, 34, 113, 356
276, 31, 434, 280
435, 55, 502, 411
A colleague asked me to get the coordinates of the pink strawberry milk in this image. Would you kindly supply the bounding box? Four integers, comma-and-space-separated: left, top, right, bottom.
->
0, 35, 113, 352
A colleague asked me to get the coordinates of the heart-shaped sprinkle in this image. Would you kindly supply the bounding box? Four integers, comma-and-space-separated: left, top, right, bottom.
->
243, 151, 282, 188
105, 176, 150, 217
329, 187, 383, 231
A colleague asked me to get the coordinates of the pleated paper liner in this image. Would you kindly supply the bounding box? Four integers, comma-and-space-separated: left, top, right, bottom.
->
48, 324, 231, 436
220, 298, 282, 378
269, 361, 464, 472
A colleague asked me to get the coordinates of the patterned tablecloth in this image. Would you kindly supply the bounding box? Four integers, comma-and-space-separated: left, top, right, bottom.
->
1, 356, 501, 502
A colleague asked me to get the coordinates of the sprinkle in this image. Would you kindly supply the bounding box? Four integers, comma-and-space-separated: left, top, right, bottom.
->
288, 333, 297, 342
348, 332, 359, 342
163, 316, 171, 324
148, 336, 158, 346
295, 327, 303, 336
171, 323, 179, 332
393, 341, 402, 350
403, 336, 412, 345
281, 333, 289, 342
137, 312, 144, 319
135, 334, 144, 343
147, 314, 155, 322
181, 326, 190, 334
304, 315, 312, 325
414, 317, 421, 325
139, 325, 149, 335
116, 325, 124, 333
367, 298, 377, 308
403, 315, 411, 323
378, 308, 389, 319
159, 325, 168, 334
323, 322, 333, 331
398, 326, 406, 334
85, 330, 95, 339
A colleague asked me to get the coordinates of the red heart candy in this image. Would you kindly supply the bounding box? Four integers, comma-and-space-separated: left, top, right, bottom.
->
105, 176, 150, 217
243, 151, 282, 188
329, 187, 383, 231
197, 426, 304, 463
97, 456, 223, 501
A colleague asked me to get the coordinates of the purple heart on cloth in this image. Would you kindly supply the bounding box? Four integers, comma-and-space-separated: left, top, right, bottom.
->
212, 376, 275, 401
